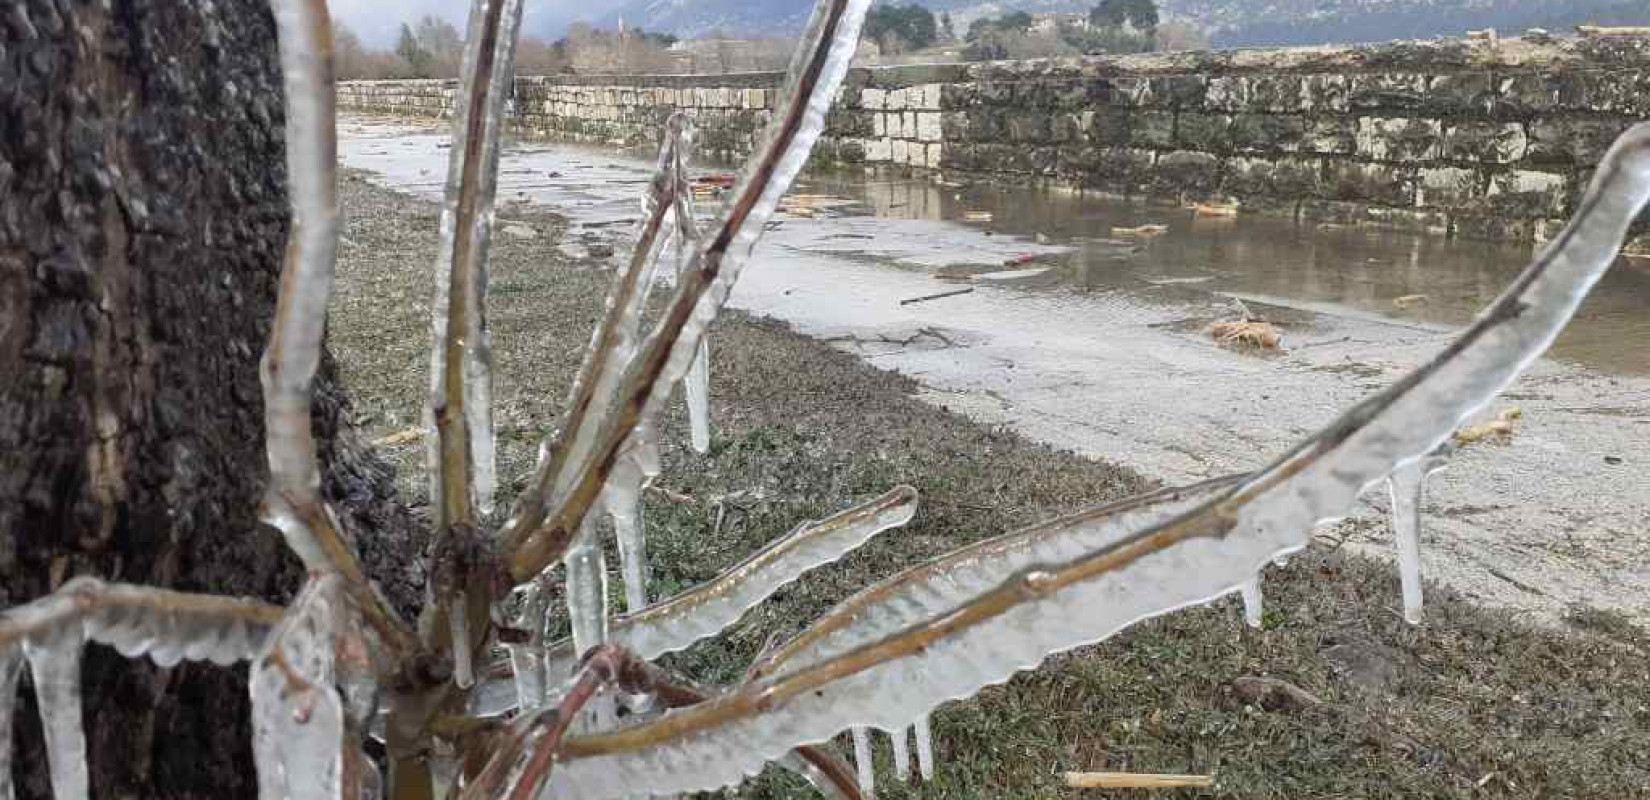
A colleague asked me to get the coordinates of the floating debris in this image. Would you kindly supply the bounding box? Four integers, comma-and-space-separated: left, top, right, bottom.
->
1208, 320, 1283, 349
962, 211, 994, 222
900, 287, 975, 306
1452, 407, 1522, 446
1393, 294, 1429, 309
1111, 224, 1169, 238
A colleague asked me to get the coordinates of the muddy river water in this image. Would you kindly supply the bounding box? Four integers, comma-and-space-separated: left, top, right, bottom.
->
339, 116, 1650, 622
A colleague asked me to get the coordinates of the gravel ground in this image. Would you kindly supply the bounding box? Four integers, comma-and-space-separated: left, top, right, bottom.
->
328, 172, 1649, 800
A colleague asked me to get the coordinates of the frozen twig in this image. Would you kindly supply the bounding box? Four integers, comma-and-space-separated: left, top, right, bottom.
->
504, 0, 874, 585
263, 0, 414, 656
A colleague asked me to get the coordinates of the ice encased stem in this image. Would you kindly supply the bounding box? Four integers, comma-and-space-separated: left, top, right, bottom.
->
506, 580, 551, 713
1238, 577, 1263, 629
422, 0, 527, 521
23, 623, 88, 800
251, 577, 348, 800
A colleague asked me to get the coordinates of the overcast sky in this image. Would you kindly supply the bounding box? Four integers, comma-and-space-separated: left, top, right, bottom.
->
330, 0, 629, 47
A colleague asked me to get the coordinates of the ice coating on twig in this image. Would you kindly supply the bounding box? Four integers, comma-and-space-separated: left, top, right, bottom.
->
539, 488, 916, 680
0, 579, 278, 672
21, 621, 88, 800
0, 649, 21, 800
1387, 450, 1448, 625
608, 455, 652, 614
259, 0, 344, 572
251, 577, 348, 800
423, 0, 526, 523
851, 727, 876, 800
752, 478, 1241, 681
669, 116, 713, 456
542, 125, 1650, 800
889, 726, 911, 782
1238, 577, 1263, 629
913, 715, 935, 781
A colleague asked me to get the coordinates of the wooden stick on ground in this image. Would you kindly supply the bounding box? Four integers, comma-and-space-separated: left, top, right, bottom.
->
1064, 772, 1215, 789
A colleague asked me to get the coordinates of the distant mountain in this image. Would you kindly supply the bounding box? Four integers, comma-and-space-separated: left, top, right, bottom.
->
596, 0, 1650, 47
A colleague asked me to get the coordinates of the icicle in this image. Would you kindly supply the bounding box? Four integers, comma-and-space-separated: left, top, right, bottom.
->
1, 649, 24, 800
610, 479, 649, 614
251, 577, 348, 800
506, 580, 550, 713
913, 715, 935, 781
1238, 577, 1263, 629
889, 726, 911, 782
1387, 450, 1448, 625
543, 488, 916, 679
24, 621, 88, 800
850, 727, 876, 800
686, 339, 712, 454
564, 516, 610, 665
450, 590, 474, 689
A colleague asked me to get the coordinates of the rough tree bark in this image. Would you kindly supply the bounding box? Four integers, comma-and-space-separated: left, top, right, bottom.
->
1, 2, 425, 797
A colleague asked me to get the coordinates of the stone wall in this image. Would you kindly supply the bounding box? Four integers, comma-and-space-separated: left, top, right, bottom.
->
337, 36, 1650, 242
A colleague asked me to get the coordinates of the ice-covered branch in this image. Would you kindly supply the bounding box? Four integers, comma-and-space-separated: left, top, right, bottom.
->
504, 0, 875, 585
536, 124, 1650, 800
500, 115, 690, 568
424, 0, 526, 528
0, 579, 285, 800
262, 0, 415, 658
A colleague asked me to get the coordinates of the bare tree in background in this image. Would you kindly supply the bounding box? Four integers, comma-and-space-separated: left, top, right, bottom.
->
1155, 19, 1212, 51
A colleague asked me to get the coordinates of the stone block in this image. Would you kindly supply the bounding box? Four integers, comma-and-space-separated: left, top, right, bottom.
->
1132, 111, 1177, 148
926, 143, 944, 169
1150, 75, 1208, 110
1231, 114, 1309, 154
864, 137, 892, 161
891, 138, 909, 164
1302, 74, 1351, 113
1086, 108, 1134, 146
941, 82, 979, 108
942, 111, 971, 139
861, 87, 886, 110
1483, 170, 1570, 217
1442, 121, 1528, 163
916, 112, 943, 142
1154, 151, 1224, 194
1248, 75, 1308, 113
1008, 114, 1053, 144
1176, 113, 1233, 151
1205, 76, 1250, 112
873, 113, 886, 137
886, 87, 908, 110
1303, 118, 1358, 154
1224, 156, 1322, 198
1348, 73, 1429, 111
1526, 118, 1633, 166
1422, 72, 1495, 115
917, 83, 944, 110
979, 81, 1015, 106
1323, 160, 1418, 206
1355, 117, 1442, 161
1416, 166, 1484, 208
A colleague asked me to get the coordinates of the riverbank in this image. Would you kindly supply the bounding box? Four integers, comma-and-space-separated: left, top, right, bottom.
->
327, 170, 1648, 799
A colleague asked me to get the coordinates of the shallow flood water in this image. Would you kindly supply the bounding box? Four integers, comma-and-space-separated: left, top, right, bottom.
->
339, 117, 1650, 622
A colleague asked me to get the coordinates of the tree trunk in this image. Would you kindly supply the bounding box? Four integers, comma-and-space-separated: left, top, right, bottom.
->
1, 2, 425, 797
